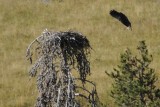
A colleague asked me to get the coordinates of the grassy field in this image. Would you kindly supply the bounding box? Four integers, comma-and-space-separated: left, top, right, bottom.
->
0, 0, 160, 106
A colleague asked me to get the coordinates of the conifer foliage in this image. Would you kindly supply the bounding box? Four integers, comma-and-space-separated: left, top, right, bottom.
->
107, 41, 160, 107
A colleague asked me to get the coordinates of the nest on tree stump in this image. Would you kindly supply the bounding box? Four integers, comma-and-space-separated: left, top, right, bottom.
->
26, 29, 99, 107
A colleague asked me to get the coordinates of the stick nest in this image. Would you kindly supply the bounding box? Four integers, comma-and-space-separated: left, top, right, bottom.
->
26, 29, 91, 82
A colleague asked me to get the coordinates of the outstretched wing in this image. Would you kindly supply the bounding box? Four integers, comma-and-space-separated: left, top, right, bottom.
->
110, 10, 121, 21
119, 12, 131, 27
110, 9, 132, 30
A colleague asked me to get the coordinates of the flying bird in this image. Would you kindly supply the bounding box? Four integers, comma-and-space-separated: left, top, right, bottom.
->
110, 10, 132, 30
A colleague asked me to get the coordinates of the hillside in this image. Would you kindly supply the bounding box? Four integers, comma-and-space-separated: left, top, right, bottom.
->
0, 0, 160, 106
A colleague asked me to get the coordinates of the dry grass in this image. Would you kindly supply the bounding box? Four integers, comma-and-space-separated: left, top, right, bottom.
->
0, 0, 160, 106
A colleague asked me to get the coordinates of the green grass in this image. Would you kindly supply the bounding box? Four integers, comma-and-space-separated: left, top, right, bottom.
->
0, 0, 160, 106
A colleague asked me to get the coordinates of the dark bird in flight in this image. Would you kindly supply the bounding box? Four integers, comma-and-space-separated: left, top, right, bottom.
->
110, 10, 132, 30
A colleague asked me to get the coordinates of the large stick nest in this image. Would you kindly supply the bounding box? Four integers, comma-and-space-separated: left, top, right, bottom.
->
26, 29, 91, 82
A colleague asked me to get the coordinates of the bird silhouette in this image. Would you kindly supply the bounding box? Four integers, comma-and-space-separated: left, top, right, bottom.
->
110, 10, 132, 30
